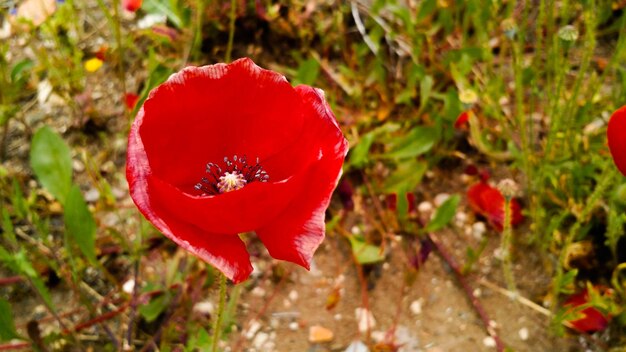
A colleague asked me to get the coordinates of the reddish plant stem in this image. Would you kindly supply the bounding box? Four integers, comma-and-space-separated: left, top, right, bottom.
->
0, 342, 30, 351
0, 276, 24, 286
425, 232, 505, 352
63, 302, 130, 334
353, 255, 372, 340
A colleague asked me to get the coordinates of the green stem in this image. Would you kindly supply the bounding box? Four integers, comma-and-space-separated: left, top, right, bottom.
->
192, 0, 206, 62
225, 0, 237, 63
501, 197, 516, 293
211, 273, 228, 352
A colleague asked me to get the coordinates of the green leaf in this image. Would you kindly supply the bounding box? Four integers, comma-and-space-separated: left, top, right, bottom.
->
425, 195, 460, 232
348, 236, 385, 265
295, 58, 320, 86
0, 299, 20, 341
349, 123, 400, 168
143, 0, 184, 28
420, 75, 434, 108
139, 292, 171, 323
383, 160, 427, 194
1, 208, 17, 246
30, 127, 72, 204
64, 186, 97, 263
10, 59, 34, 84
385, 126, 438, 160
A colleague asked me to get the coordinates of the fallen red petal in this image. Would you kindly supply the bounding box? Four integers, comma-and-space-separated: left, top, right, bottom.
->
467, 181, 523, 231
124, 93, 139, 111
564, 288, 612, 333
454, 111, 470, 129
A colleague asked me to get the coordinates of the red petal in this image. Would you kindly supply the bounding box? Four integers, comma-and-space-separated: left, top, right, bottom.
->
127, 127, 252, 282
255, 86, 348, 268
564, 288, 611, 333
467, 181, 523, 231
124, 93, 139, 111
608, 105, 626, 176
123, 0, 142, 11
454, 111, 470, 128
138, 58, 307, 187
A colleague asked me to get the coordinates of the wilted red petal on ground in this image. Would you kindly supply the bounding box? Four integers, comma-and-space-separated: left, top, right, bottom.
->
126, 58, 348, 283
608, 105, 626, 176
454, 111, 470, 128
122, 0, 142, 12
564, 287, 612, 333
124, 93, 139, 111
467, 181, 523, 231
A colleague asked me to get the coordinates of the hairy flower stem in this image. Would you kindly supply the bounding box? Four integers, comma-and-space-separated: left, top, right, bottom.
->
225, 0, 237, 63
211, 273, 228, 352
501, 198, 516, 293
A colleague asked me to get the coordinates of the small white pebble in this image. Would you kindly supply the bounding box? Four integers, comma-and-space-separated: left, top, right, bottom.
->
122, 279, 135, 294
483, 336, 496, 348
334, 313, 342, 321
455, 211, 467, 226
473, 288, 482, 298
472, 222, 487, 240
251, 287, 266, 297
434, 193, 450, 207
493, 248, 504, 260
382, 262, 390, 270
518, 327, 529, 341
351, 226, 360, 234
288, 290, 298, 301
192, 301, 214, 315
252, 332, 269, 349
355, 308, 376, 333
288, 322, 299, 331
418, 201, 433, 213
409, 299, 423, 315
371, 330, 385, 343
244, 320, 261, 340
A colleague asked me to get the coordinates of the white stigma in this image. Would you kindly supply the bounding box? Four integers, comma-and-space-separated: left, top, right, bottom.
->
217, 172, 247, 193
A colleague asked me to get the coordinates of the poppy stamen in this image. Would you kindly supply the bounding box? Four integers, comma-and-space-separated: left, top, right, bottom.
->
194, 155, 269, 195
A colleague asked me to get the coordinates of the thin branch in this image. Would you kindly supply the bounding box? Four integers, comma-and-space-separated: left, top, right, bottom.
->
425, 232, 505, 352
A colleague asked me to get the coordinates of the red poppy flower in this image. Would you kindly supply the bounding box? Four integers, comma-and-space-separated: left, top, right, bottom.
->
122, 0, 142, 12
467, 181, 523, 231
127, 58, 348, 283
608, 105, 626, 176
564, 287, 612, 333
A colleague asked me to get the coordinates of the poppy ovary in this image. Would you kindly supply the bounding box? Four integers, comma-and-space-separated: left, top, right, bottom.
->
194, 155, 269, 195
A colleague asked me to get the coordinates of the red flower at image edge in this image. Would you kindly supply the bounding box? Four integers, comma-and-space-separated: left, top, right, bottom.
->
608, 105, 626, 176
564, 287, 612, 333
467, 181, 523, 231
127, 58, 348, 283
